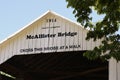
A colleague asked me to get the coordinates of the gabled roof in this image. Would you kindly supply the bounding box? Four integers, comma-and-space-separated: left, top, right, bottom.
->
0, 10, 83, 45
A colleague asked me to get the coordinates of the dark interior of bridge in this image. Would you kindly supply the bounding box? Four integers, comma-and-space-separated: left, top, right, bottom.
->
0, 51, 108, 80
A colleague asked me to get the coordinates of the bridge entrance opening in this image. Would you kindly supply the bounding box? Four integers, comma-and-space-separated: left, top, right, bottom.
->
0, 51, 108, 80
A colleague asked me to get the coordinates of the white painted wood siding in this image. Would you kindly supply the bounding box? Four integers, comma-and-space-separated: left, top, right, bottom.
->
109, 58, 120, 80
0, 11, 101, 64
2, 11, 120, 80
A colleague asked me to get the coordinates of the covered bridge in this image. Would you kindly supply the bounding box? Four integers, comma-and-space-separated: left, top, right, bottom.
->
0, 11, 118, 80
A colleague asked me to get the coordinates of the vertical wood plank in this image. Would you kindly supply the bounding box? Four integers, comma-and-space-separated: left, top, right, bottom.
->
54, 17, 61, 52
109, 58, 117, 80
13, 37, 19, 55
34, 20, 42, 53
82, 29, 87, 50
47, 15, 55, 52
43, 16, 50, 53
0, 46, 3, 64
56, 17, 65, 52
40, 17, 48, 53
78, 26, 83, 51
0, 46, 5, 64
69, 23, 75, 51
64, 21, 70, 51
86, 30, 92, 50
17, 33, 24, 54
52, 16, 58, 52
32, 22, 38, 53
117, 62, 120, 80
73, 25, 80, 51
3, 42, 10, 62
21, 32, 28, 54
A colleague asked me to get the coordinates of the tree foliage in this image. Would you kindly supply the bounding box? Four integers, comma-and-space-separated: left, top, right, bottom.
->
66, 0, 120, 61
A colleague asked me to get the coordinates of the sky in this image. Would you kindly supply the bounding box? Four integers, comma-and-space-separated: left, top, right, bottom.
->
0, 0, 119, 41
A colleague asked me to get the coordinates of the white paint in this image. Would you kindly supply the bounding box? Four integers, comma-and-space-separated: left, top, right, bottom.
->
0, 11, 118, 80
0, 11, 103, 63
109, 59, 120, 80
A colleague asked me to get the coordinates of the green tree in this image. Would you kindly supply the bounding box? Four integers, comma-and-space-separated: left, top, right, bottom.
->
66, 0, 120, 61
